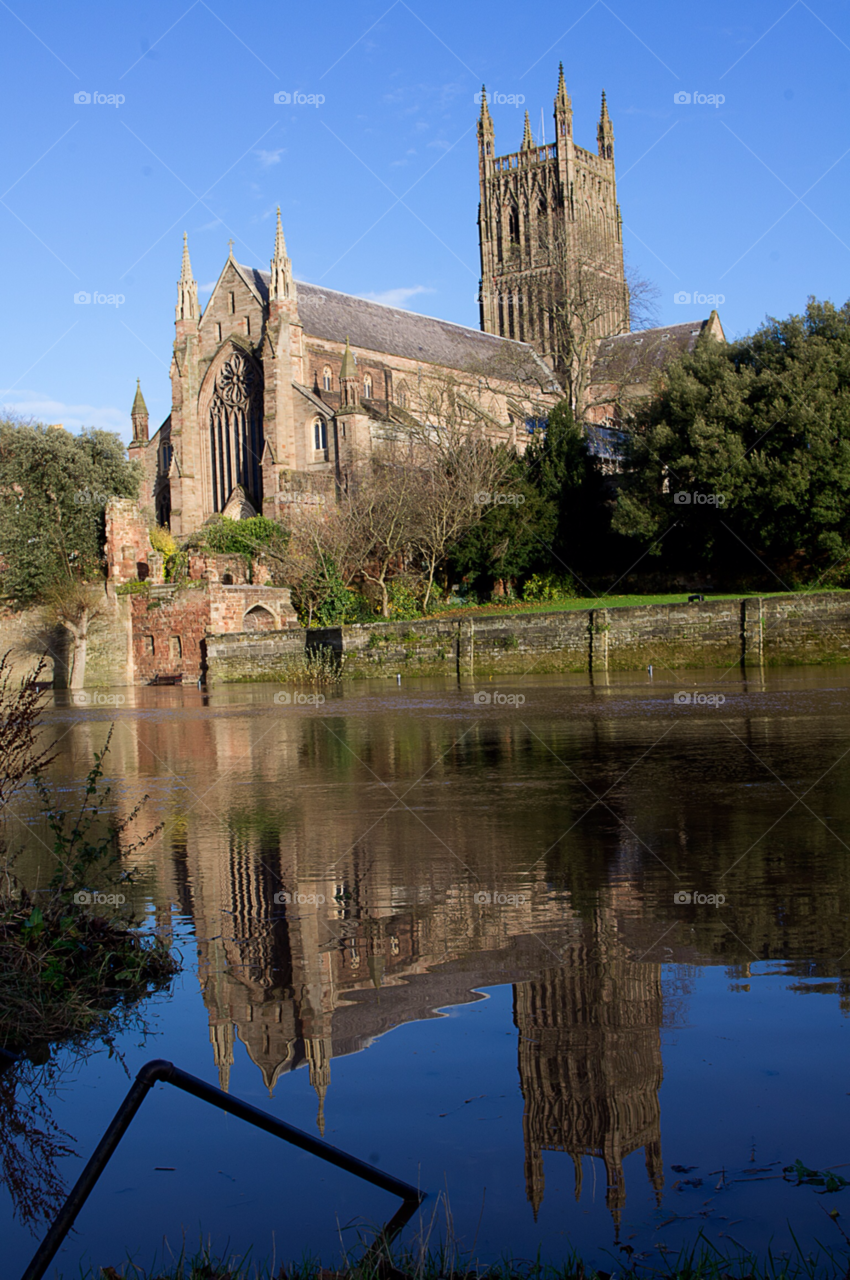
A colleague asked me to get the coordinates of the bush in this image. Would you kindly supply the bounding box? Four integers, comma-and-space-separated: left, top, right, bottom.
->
388, 580, 422, 620
522, 571, 577, 603
148, 525, 177, 559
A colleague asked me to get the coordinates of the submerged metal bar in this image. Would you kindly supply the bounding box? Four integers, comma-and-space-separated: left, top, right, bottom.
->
22, 1057, 424, 1280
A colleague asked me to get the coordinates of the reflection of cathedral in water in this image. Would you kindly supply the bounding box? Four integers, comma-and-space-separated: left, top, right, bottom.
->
514, 925, 664, 1231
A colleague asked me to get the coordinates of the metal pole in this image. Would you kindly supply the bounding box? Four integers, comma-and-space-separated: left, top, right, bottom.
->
22, 1059, 423, 1280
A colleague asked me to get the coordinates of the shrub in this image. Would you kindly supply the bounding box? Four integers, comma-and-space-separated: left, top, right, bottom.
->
523, 571, 577, 603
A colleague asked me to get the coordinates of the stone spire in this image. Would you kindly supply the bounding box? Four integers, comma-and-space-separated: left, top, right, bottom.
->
597, 89, 614, 160
130, 379, 149, 442
554, 61, 573, 143
339, 336, 359, 407
477, 86, 495, 174
521, 110, 534, 150
175, 232, 199, 323
269, 206, 294, 303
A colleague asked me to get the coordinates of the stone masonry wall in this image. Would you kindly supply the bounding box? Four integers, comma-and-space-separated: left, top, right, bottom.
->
130, 587, 210, 683
205, 592, 850, 683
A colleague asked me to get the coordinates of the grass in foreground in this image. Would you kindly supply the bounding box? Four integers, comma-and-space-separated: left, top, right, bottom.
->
81, 1230, 850, 1280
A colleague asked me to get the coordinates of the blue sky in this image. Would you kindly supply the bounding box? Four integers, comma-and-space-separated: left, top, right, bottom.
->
2, 0, 849, 441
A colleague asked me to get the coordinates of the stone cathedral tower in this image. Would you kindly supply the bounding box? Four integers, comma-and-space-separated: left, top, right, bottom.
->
477, 66, 629, 374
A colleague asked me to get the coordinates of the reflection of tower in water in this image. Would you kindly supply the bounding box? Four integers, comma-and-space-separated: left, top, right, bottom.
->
513, 915, 664, 1232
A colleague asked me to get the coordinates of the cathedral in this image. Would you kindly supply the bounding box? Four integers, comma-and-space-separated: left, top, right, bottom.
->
129, 66, 717, 535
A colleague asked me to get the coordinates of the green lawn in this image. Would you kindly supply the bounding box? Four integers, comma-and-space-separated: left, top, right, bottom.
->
425, 587, 849, 621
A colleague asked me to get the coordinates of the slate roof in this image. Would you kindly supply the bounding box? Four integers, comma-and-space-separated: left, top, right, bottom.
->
591, 316, 723, 387
235, 263, 556, 386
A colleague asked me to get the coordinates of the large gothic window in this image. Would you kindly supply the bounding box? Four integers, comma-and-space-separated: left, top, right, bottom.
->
208, 351, 262, 512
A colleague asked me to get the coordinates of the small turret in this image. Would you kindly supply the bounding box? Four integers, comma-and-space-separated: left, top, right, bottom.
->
339, 336, 359, 407
131, 379, 149, 442
521, 110, 534, 150
269, 206, 294, 303
597, 89, 614, 160
175, 233, 199, 323
554, 61, 573, 142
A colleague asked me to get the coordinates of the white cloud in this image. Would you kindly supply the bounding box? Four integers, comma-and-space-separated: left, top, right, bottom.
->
198, 281, 217, 294
257, 148, 284, 167
359, 285, 436, 310
0, 390, 128, 435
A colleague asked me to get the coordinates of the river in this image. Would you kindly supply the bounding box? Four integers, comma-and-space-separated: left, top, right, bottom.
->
4, 666, 849, 1276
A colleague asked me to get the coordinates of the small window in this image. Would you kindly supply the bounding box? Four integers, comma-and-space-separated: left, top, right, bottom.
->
229, 292, 235, 315
322, 366, 332, 392
397, 384, 408, 408
314, 419, 327, 450
363, 374, 372, 398
216, 322, 222, 342
144, 636, 154, 655
169, 636, 182, 661
245, 315, 250, 336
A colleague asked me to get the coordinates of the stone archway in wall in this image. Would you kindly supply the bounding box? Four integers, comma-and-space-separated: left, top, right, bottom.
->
243, 605, 277, 632
202, 347, 264, 517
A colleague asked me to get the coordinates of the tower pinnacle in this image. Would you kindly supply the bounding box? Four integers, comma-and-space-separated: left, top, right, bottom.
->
131, 379, 149, 443
175, 233, 199, 323
597, 89, 614, 160
269, 206, 294, 303
521, 110, 534, 150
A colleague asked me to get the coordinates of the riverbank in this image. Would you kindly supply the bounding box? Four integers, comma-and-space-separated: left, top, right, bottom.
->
206, 590, 850, 682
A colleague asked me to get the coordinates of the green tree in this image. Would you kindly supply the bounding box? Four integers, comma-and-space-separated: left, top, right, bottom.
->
612, 298, 850, 583
0, 421, 139, 606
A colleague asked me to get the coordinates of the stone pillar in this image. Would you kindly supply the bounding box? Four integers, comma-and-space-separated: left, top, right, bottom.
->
589, 608, 609, 672
741, 596, 764, 667
457, 618, 475, 679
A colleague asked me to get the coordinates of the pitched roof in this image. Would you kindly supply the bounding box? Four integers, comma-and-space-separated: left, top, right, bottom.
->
234, 262, 557, 386
591, 313, 725, 387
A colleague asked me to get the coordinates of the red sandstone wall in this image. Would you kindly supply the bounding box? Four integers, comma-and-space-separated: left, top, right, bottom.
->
130, 588, 210, 683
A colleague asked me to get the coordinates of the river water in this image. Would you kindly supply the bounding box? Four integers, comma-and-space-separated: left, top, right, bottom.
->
4, 667, 850, 1276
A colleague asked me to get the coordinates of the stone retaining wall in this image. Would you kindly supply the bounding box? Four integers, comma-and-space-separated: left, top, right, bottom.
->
204, 592, 850, 683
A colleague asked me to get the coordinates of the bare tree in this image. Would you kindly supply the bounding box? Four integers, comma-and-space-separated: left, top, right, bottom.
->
39, 580, 110, 690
